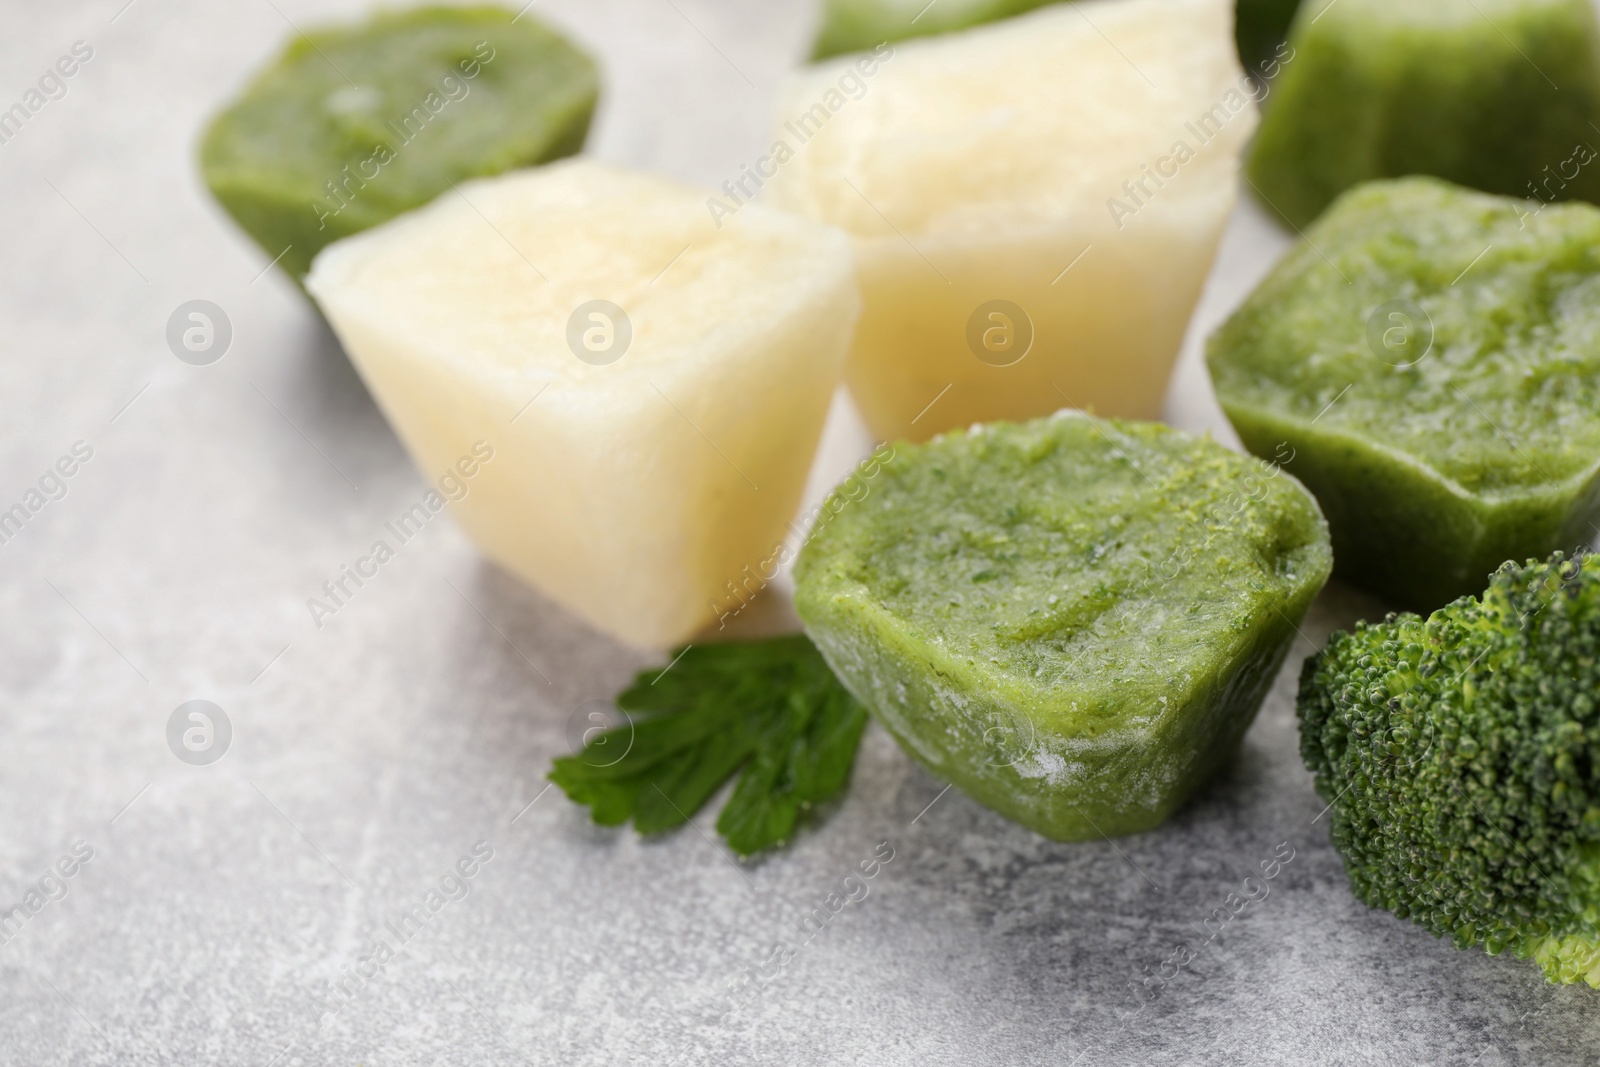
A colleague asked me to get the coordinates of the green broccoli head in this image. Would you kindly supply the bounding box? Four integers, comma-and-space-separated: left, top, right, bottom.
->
1298, 550, 1600, 985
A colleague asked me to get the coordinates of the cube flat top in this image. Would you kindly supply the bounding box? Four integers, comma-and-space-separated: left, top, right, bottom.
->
200, 6, 599, 225
3, 3, 1598, 1066
794, 415, 1331, 729
1209, 178, 1600, 497
767, 0, 1251, 239
308, 159, 855, 381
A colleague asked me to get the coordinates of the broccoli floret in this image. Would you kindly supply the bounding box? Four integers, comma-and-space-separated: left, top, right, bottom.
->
1299, 550, 1600, 984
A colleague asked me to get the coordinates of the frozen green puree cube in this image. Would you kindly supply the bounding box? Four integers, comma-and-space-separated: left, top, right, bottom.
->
200, 6, 597, 280
1208, 178, 1600, 613
793, 414, 1332, 841
1249, 0, 1600, 229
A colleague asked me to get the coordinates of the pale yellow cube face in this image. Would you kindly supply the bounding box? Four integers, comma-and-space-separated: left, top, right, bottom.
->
764, 0, 1254, 441
308, 161, 859, 648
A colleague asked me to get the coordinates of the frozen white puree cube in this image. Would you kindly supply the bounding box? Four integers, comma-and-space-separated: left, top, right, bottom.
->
762, 0, 1254, 442
307, 160, 859, 648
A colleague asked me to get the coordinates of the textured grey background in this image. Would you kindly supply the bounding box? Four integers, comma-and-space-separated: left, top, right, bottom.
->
2, 1, 1598, 1064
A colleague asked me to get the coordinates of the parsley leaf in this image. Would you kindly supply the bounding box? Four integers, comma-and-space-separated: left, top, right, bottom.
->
548, 635, 868, 857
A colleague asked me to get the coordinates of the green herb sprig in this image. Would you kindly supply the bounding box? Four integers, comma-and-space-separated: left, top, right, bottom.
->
549, 635, 868, 857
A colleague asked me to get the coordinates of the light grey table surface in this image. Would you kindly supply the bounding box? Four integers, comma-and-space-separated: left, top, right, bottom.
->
2, 1, 1598, 1064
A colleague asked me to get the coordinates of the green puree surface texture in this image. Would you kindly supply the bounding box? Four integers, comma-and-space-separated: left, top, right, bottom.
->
794, 414, 1332, 841
1208, 178, 1600, 613
201, 6, 597, 279
1249, 0, 1600, 229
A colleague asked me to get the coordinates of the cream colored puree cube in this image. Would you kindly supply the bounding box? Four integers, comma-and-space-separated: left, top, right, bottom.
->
308, 161, 859, 648
764, 0, 1255, 442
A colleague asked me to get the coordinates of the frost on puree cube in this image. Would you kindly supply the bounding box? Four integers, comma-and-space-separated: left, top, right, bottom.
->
1207, 178, 1600, 614
307, 161, 859, 649
201, 6, 598, 280
1248, 0, 1600, 230
793, 414, 1332, 840
763, 0, 1256, 444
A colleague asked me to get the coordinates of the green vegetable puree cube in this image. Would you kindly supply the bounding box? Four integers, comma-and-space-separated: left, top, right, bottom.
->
1208, 177, 1600, 613
1248, 0, 1600, 229
201, 6, 597, 280
794, 414, 1332, 841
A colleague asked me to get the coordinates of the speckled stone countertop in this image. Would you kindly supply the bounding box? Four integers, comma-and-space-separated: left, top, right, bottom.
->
2, 1, 1597, 1064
